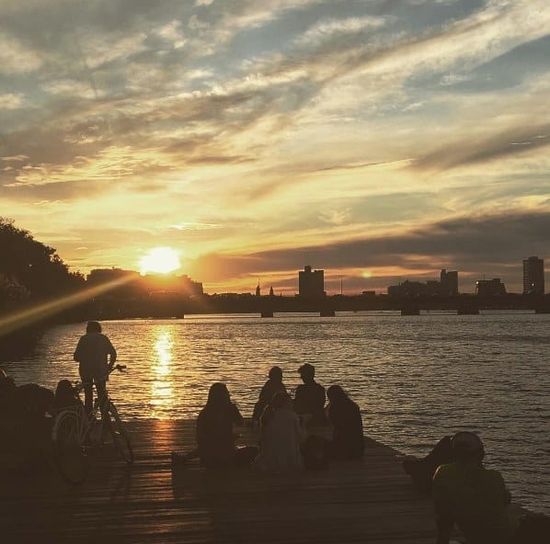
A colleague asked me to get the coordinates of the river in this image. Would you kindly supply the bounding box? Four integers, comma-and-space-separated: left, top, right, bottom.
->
3, 312, 549, 514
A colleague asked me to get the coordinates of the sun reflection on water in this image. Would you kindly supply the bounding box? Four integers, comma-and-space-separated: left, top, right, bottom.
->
150, 328, 175, 416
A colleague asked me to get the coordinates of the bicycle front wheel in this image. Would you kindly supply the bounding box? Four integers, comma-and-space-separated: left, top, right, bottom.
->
106, 402, 134, 464
51, 409, 89, 484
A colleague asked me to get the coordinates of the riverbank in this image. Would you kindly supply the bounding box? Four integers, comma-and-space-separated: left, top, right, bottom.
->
0, 419, 446, 543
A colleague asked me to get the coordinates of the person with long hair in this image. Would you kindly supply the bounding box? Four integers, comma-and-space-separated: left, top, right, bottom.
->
326, 385, 364, 460
254, 391, 304, 473
196, 383, 257, 469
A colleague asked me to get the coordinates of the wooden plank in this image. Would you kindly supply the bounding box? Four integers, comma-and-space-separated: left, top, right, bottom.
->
0, 420, 437, 543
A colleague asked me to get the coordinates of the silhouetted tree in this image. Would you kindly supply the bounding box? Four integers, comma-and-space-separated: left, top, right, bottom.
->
0, 218, 84, 302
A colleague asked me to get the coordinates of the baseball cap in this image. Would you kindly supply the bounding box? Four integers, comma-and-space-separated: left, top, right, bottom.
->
451, 431, 484, 456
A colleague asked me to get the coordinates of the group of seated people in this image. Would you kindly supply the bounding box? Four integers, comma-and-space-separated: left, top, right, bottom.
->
174, 362, 364, 473
2, 364, 548, 543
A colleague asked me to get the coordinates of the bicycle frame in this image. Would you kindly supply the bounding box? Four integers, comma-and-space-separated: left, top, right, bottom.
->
62, 365, 127, 447
52, 364, 133, 483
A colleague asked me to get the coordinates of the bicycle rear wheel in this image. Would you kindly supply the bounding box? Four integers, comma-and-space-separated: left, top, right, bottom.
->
106, 401, 134, 464
51, 410, 89, 484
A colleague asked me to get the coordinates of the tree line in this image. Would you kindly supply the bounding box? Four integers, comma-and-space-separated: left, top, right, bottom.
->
0, 218, 85, 359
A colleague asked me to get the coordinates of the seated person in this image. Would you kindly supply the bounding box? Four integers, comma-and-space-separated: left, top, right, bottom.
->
252, 366, 287, 423
53, 380, 82, 413
254, 392, 304, 473
433, 432, 518, 544
326, 385, 364, 460
294, 363, 326, 425
196, 383, 257, 469
15, 383, 54, 420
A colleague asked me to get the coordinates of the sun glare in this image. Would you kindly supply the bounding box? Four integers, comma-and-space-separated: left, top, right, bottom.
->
139, 247, 181, 275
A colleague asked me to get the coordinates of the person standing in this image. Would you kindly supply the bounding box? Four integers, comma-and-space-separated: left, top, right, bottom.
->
73, 321, 117, 416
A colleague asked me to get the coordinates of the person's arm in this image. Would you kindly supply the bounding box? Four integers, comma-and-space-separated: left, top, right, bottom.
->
495, 471, 512, 506
295, 413, 307, 442
258, 382, 270, 404
73, 338, 83, 362
294, 386, 305, 413
231, 403, 244, 426
433, 466, 454, 544
106, 337, 117, 368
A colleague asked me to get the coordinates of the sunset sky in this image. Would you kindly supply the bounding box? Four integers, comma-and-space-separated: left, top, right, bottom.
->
1, 0, 549, 294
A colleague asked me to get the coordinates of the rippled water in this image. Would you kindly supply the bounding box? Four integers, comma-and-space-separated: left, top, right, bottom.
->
4, 312, 550, 513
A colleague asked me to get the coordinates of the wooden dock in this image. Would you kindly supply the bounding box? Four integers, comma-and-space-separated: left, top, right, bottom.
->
1, 420, 438, 543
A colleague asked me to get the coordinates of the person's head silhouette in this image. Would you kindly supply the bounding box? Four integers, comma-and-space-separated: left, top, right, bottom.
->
298, 363, 315, 383
206, 383, 231, 408
327, 384, 348, 404
86, 321, 102, 334
451, 431, 485, 465
268, 366, 283, 382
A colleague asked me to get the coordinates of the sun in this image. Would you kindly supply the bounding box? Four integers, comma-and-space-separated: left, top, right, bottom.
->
139, 247, 181, 275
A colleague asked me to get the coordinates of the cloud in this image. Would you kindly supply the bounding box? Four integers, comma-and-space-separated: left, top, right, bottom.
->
412, 124, 550, 171
294, 15, 387, 47
0, 93, 24, 110
1, 0, 549, 287
0, 32, 42, 73
188, 209, 550, 284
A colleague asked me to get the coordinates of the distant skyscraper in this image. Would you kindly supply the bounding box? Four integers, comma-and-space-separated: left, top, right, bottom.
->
523, 256, 544, 295
255, 281, 261, 296
299, 265, 325, 297
440, 269, 459, 295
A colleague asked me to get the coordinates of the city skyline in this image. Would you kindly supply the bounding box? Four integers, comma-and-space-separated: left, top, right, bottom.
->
1, 1, 550, 293
87, 257, 546, 296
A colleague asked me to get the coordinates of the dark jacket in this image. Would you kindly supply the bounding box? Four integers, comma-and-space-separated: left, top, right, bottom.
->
294, 381, 326, 425
197, 402, 243, 468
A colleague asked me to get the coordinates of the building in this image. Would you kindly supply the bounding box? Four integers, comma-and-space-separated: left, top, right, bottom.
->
475, 278, 506, 296
440, 269, 459, 296
523, 256, 544, 295
387, 269, 458, 297
87, 268, 139, 284
298, 265, 325, 297
86, 268, 140, 296
387, 280, 437, 297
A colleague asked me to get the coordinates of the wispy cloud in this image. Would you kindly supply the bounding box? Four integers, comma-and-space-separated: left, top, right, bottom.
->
0, 0, 549, 290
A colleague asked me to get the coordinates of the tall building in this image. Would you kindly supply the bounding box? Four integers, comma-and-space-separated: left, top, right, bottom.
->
440, 269, 459, 296
298, 265, 325, 297
523, 256, 545, 295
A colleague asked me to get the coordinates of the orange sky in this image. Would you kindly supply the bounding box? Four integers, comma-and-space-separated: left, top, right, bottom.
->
1, 0, 549, 293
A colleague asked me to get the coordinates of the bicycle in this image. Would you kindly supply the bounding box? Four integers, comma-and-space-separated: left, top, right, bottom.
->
51, 364, 134, 484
